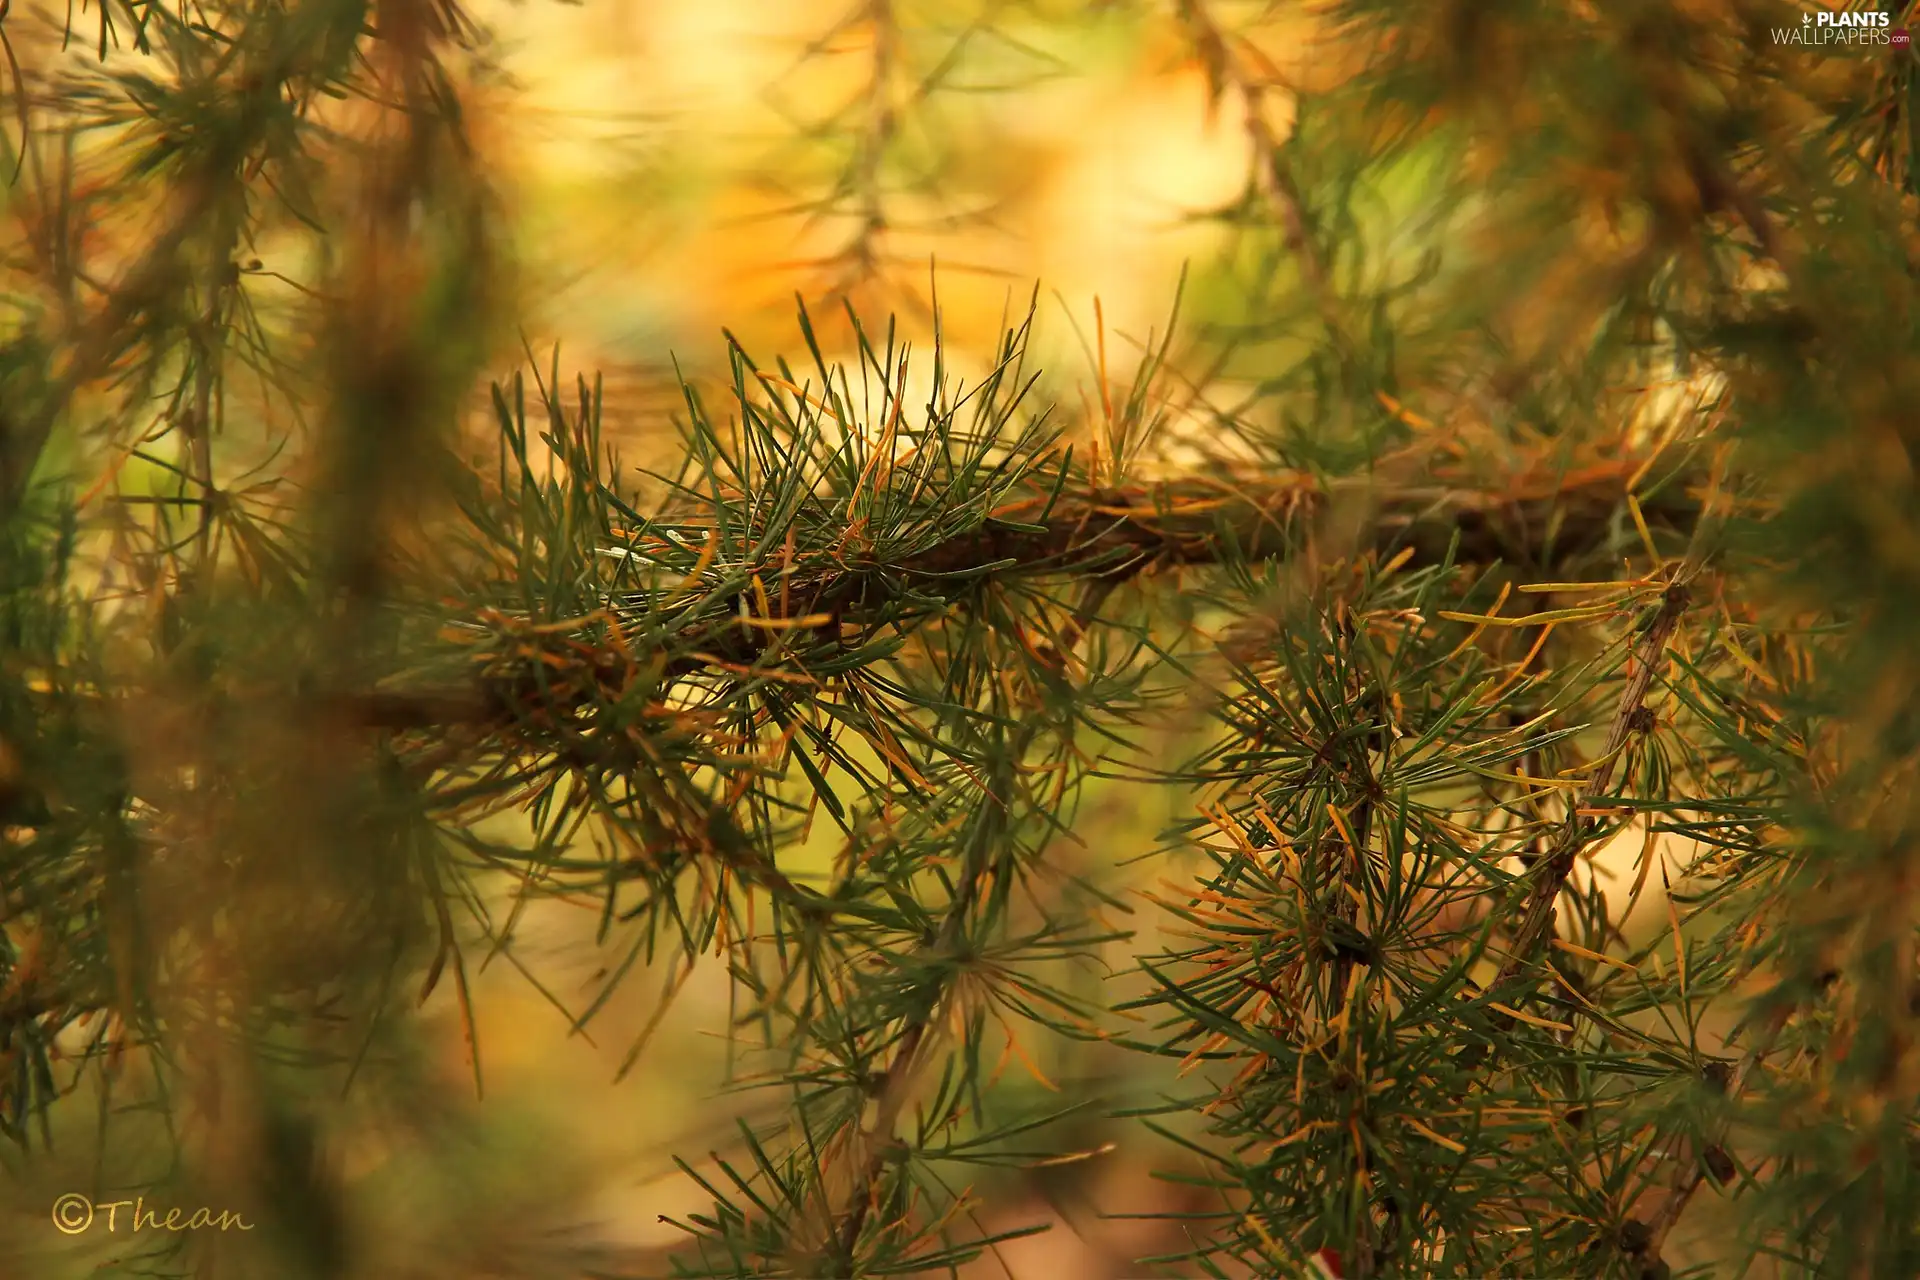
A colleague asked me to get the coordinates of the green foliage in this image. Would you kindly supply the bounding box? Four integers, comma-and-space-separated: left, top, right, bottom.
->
2, 1, 1917, 1278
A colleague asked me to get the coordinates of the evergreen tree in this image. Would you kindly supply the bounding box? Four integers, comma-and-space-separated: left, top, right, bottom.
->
0, 1, 1915, 1277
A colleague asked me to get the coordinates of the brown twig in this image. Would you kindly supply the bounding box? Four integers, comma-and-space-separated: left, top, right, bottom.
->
823, 743, 1020, 1272
827, 1013, 932, 1267
1492, 556, 1705, 994
344, 460, 1702, 734
1177, 0, 1342, 335
1639, 1030, 1775, 1266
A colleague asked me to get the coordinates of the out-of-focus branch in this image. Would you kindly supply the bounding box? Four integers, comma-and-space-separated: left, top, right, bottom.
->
832, 0, 899, 299
1177, 0, 1338, 330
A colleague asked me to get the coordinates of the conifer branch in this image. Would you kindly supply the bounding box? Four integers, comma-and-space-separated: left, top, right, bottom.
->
828, 999, 929, 1263
824, 732, 1022, 1272
354, 458, 1700, 733
1640, 1030, 1777, 1272
1492, 551, 1705, 995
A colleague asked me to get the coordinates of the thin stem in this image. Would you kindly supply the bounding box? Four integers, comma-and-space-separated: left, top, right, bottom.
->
825, 735, 1022, 1273
1493, 563, 1702, 992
